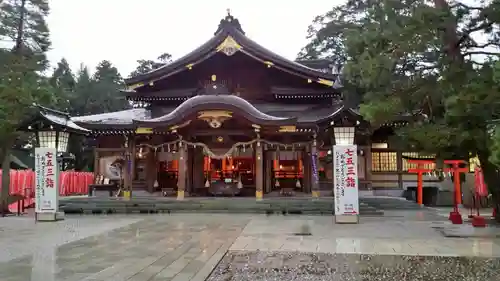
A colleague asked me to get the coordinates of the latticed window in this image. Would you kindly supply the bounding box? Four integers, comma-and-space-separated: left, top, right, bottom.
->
38, 131, 57, 149
402, 152, 435, 171
371, 152, 397, 172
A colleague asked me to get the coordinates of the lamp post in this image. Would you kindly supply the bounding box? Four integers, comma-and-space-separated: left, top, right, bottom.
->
33, 126, 70, 222
333, 125, 359, 224
22, 105, 89, 222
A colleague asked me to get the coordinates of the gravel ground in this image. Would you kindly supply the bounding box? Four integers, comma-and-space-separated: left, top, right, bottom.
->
206, 251, 500, 281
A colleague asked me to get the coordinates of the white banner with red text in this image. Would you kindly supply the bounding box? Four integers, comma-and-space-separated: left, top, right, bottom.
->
35, 147, 59, 213
333, 145, 359, 216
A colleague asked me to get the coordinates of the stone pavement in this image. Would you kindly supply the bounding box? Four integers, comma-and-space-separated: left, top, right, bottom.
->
0, 211, 499, 281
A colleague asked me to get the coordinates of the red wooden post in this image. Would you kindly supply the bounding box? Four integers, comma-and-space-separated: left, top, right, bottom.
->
407, 160, 434, 206
443, 160, 468, 224
471, 167, 488, 227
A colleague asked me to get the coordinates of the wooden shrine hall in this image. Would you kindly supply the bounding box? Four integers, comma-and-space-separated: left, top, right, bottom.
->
67, 13, 411, 200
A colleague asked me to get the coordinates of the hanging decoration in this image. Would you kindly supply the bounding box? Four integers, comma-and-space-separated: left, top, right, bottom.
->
311, 152, 319, 185
136, 138, 312, 159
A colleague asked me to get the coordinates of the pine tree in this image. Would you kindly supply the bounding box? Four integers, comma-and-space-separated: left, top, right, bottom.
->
0, 0, 53, 215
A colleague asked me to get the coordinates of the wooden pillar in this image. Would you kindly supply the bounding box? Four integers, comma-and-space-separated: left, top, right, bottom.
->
365, 144, 372, 189
311, 135, 320, 197
397, 150, 403, 189
303, 149, 311, 193
192, 147, 205, 194
265, 150, 272, 193
145, 148, 157, 193
255, 141, 263, 200
177, 142, 187, 200
186, 147, 193, 194
93, 148, 99, 179
123, 136, 134, 199
130, 138, 136, 194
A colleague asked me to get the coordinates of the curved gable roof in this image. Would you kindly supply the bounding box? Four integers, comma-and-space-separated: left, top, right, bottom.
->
125, 14, 338, 88
134, 94, 297, 127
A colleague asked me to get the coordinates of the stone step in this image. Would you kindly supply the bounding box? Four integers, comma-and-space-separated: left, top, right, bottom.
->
59, 197, 384, 216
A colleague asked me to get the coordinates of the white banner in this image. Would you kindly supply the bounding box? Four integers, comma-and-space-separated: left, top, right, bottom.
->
333, 145, 359, 215
35, 147, 58, 213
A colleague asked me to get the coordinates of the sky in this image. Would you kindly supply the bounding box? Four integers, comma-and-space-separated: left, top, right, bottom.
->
46, 0, 343, 77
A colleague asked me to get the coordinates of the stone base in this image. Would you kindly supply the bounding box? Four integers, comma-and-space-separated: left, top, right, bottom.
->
255, 191, 263, 200
335, 214, 359, 224
123, 190, 131, 200
36, 211, 65, 222
177, 190, 185, 200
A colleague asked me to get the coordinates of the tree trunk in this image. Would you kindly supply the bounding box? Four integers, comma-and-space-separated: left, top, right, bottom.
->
477, 150, 500, 222
14, 0, 27, 54
0, 145, 12, 217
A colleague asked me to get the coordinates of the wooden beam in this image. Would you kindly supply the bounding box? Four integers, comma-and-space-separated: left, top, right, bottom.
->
94, 148, 127, 152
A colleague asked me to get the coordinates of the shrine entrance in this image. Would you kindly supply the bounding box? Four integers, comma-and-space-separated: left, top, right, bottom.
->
203, 156, 256, 196
271, 152, 305, 195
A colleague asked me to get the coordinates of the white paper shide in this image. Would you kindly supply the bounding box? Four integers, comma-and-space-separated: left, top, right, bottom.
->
35, 147, 58, 213
334, 145, 359, 215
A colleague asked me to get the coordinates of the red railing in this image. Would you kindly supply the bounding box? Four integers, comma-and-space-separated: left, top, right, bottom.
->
0, 169, 94, 212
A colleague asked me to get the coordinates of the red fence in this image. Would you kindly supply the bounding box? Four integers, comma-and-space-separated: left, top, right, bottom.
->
0, 169, 94, 212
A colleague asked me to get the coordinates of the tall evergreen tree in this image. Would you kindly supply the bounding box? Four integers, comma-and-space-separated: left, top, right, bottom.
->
129, 52, 172, 77
91, 60, 129, 113
301, 0, 500, 219
49, 58, 76, 111
0, 0, 53, 214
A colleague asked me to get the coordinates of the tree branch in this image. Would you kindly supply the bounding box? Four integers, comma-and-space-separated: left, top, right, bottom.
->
451, 2, 484, 11
464, 51, 500, 56
456, 22, 495, 47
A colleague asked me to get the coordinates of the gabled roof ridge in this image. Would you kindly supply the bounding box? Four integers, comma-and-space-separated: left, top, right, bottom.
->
124, 14, 339, 89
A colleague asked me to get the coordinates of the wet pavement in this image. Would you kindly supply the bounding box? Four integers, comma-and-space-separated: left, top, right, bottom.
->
0, 211, 499, 281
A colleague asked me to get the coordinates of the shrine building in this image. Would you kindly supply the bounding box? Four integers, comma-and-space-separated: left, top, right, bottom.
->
63, 13, 455, 200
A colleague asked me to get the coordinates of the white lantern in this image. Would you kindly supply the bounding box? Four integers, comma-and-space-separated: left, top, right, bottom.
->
37, 131, 57, 149
333, 127, 355, 145
37, 130, 70, 152
57, 131, 70, 152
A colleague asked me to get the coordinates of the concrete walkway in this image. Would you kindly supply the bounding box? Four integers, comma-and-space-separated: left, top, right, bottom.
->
0, 212, 499, 281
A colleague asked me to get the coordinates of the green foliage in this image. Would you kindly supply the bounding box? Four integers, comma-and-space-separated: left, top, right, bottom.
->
47, 60, 129, 170
301, 0, 500, 217
49, 58, 76, 111
129, 53, 172, 77
0, 0, 52, 213
50, 60, 130, 116
0, 0, 51, 69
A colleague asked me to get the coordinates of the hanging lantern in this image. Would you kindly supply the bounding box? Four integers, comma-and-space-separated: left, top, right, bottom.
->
296, 178, 301, 188
205, 178, 210, 187
153, 180, 159, 188
275, 178, 280, 187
